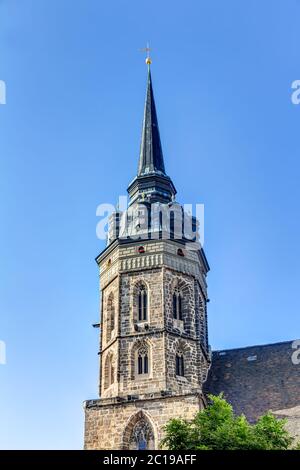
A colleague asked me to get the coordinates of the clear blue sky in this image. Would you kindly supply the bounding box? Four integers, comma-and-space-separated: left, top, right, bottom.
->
0, 0, 299, 449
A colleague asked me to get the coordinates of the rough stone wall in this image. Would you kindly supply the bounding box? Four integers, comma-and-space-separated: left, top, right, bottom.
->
84, 394, 203, 450
118, 333, 166, 396
117, 268, 166, 396
98, 242, 210, 401
163, 268, 210, 392
205, 340, 300, 438
273, 405, 300, 441
121, 268, 164, 334
165, 335, 199, 392
164, 269, 196, 337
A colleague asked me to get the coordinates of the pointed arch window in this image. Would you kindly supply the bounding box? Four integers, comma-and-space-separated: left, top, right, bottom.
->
138, 350, 149, 375
173, 291, 183, 320
176, 353, 184, 377
173, 293, 177, 318
135, 344, 149, 376
170, 211, 175, 240
110, 359, 115, 385
106, 293, 115, 343
104, 353, 115, 389
123, 411, 155, 450
138, 285, 148, 322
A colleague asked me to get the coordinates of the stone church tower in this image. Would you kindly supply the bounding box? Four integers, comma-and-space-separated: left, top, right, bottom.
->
84, 62, 211, 450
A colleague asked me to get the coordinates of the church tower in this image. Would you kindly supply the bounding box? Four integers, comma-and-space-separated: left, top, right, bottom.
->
84, 60, 211, 450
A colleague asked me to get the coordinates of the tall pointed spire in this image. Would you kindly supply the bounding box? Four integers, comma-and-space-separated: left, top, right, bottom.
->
138, 67, 166, 176
127, 59, 176, 205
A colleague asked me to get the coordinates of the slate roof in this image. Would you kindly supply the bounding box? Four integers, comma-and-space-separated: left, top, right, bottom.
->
205, 340, 300, 422
127, 65, 176, 205
138, 68, 166, 177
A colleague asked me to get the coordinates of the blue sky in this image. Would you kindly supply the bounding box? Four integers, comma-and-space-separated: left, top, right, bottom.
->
0, 0, 299, 449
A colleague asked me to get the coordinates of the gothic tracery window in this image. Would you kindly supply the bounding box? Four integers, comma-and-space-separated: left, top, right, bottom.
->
138, 284, 148, 322
173, 290, 183, 321
137, 345, 149, 376
131, 418, 154, 450
123, 412, 155, 450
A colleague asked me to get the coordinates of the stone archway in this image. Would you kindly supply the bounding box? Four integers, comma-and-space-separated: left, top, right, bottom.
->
122, 410, 156, 450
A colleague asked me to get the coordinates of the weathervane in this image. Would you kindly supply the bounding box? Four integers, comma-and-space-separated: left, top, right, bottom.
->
140, 42, 152, 65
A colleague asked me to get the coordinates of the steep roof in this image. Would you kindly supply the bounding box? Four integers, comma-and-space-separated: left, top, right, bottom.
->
127, 65, 176, 205
138, 67, 166, 176
205, 340, 300, 422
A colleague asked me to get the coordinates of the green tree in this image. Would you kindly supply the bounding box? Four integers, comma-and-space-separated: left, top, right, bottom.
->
161, 394, 298, 450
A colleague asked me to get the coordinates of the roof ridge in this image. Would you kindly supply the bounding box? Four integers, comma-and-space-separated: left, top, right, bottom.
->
213, 339, 297, 354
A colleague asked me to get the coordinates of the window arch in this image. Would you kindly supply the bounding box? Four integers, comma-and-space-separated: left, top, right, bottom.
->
123, 411, 156, 450
106, 293, 115, 343
104, 353, 115, 389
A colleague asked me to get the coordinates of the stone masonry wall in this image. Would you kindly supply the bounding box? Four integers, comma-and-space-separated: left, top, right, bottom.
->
163, 268, 210, 393
84, 394, 203, 450
117, 268, 166, 396
99, 243, 210, 400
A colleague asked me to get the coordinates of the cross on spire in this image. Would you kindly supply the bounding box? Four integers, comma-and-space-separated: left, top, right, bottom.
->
140, 42, 152, 65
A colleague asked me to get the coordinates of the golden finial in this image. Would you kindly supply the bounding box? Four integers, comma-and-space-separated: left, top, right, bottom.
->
140, 42, 152, 65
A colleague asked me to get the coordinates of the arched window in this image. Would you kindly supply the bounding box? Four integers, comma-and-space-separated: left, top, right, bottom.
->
137, 347, 149, 375
131, 340, 151, 380
123, 411, 155, 450
138, 285, 148, 322
170, 211, 175, 240
104, 353, 115, 389
178, 294, 182, 320
110, 359, 115, 385
106, 293, 115, 343
173, 293, 177, 318
176, 353, 184, 377
173, 291, 183, 321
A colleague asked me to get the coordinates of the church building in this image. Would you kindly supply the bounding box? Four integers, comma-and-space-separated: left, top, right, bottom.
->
84, 59, 300, 450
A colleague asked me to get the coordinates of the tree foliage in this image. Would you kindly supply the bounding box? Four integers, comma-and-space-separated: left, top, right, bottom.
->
161, 394, 299, 450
